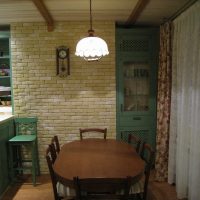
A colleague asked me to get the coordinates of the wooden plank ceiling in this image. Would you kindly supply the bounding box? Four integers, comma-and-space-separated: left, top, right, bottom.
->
0, 0, 194, 31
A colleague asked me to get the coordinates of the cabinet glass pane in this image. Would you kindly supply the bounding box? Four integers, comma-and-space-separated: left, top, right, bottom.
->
0, 30, 11, 110
123, 62, 150, 112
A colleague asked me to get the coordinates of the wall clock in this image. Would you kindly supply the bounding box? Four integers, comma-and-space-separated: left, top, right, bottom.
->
56, 46, 70, 77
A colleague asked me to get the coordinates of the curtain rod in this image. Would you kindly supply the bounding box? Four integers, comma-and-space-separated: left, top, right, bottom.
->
168, 0, 198, 21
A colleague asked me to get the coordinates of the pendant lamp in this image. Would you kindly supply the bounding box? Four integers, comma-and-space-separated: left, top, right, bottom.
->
75, 0, 109, 61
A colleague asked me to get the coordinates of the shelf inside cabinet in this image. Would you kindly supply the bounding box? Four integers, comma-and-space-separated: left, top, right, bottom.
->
0, 87, 11, 91
0, 56, 10, 59
0, 95, 11, 98
0, 76, 10, 78
0, 31, 10, 38
125, 94, 149, 97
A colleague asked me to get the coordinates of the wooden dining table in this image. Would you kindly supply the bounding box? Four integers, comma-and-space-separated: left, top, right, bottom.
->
53, 138, 145, 186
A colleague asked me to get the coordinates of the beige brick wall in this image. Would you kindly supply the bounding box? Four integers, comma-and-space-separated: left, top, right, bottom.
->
11, 21, 116, 173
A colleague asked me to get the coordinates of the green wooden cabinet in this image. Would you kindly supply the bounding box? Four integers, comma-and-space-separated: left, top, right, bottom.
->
0, 118, 14, 197
116, 28, 159, 149
0, 29, 11, 105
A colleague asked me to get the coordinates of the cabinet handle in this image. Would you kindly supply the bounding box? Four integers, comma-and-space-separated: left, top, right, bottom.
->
121, 104, 123, 112
133, 117, 141, 120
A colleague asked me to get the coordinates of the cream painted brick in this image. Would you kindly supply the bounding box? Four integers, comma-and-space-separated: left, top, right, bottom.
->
11, 21, 116, 173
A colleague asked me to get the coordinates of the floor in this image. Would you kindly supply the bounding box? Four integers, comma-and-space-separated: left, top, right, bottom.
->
1, 173, 180, 200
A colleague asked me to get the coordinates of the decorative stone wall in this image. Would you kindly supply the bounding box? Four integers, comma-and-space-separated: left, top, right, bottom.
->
11, 21, 116, 173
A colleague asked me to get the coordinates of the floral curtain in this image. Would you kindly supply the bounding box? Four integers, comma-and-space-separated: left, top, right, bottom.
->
155, 22, 172, 181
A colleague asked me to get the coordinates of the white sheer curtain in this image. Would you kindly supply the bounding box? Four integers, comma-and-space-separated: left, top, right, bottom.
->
168, 1, 200, 199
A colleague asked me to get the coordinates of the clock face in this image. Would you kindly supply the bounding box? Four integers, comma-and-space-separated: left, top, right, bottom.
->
59, 49, 67, 59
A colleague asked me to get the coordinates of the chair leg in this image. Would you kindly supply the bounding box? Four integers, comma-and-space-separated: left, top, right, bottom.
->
32, 140, 40, 185
9, 140, 40, 187
31, 142, 37, 186
36, 140, 40, 176
17, 146, 23, 175
8, 144, 14, 183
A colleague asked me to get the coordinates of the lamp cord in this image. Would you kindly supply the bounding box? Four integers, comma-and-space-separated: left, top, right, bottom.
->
90, 0, 92, 30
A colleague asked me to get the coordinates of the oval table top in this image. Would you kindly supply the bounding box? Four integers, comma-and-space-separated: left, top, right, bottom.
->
53, 139, 145, 183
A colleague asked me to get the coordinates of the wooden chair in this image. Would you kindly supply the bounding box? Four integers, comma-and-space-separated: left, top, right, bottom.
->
51, 135, 60, 154
128, 133, 141, 154
9, 117, 40, 186
130, 142, 155, 200
79, 128, 107, 140
46, 144, 74, 200
74, 176, 134, 200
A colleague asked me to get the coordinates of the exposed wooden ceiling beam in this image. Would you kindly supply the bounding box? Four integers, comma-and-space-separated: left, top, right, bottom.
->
126, 0, 150, 25
32, 0, 54, 31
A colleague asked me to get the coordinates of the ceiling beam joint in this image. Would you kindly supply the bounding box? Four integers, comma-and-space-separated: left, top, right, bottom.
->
126, 0, 150, 25
32, 0, 54, 31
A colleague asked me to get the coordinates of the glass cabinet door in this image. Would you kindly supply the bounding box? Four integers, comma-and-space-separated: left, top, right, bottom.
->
123, 61, 150, 112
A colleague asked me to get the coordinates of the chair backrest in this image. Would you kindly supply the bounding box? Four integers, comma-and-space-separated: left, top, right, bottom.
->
46, 144, 59, 200
74, 176, 133, 200
46, 144, 74, 200
51, 135, 60, 154
140, 143, 155, 200
128, 133, 141, 154
79, 128, 107, 140
14, 117, 37, 136
50, 142, 57, 164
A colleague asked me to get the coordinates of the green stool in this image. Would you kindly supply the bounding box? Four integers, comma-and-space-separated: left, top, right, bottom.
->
9, 117, 40, 186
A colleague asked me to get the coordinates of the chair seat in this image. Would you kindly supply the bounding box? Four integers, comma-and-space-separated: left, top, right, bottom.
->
129, 176, 144, 194
9, 135, 36, 142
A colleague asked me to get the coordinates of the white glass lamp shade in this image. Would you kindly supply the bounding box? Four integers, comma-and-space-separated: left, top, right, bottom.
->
75, 36, 109, 61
